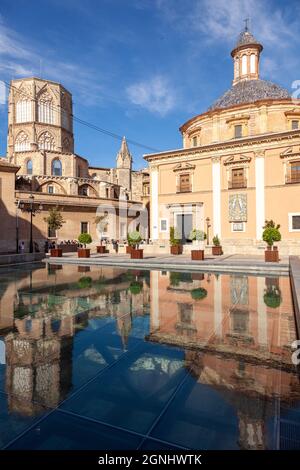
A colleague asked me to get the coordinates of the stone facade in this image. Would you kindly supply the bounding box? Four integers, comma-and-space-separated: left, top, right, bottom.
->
1, 77, 149, 252
145, 28, 300, 255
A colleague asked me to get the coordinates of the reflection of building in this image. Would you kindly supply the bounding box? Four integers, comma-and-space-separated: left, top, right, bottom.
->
149, 270, 300, 449
145, 27, 300, 254
1, 77, 149, 252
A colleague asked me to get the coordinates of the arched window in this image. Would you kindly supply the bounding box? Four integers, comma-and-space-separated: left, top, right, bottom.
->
38, 92, 55, 124
26, 159, 33, 175
52, 159, 62, 176
242, 55, 247, 75
15, 131, 30, 152
38, 131, 55, 151
63, 137, 70, 151
16, 98, 32, 123
250, 54, 256, 74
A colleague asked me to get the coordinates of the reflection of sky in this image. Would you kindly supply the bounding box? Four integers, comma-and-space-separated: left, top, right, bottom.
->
0, 339, 5, 364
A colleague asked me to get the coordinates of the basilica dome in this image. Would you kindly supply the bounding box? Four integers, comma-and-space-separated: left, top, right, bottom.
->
208, 79, 290, 111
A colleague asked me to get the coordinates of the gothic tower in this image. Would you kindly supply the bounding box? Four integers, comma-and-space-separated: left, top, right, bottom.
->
116, 136, 132, 193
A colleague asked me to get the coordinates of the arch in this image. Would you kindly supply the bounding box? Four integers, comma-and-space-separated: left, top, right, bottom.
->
15, 131, 30, 152
51, 158, 62, 176
16, 98, 32, 123
78, 183, 98, 197
38, 90, 55, 124
38, 131, 55, 151
241, 55, 247, 75
37, 180, 67, 194
63, 136, 70, 152
26, 159, 33, 175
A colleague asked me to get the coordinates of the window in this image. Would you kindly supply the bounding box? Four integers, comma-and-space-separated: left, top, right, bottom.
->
81, 222, 88, 234
38, 131, 55, 151
289, 213, 300, 232
232, 222, 245, 232
192, 136, 197, 147
15, 131, 30, 151
178, 173, 191, 193
16, 99, 32, 123
79, 186, 88, 196
250, 54, 256, 74
26, 160, 33, 175
48, 185, 54, 194
143, 183, 150, 196
106, 188, 109, 198
229, 167, 246, 189
52, 159, 62, 176
38, 93, 55, 124
288, 160, 300, 183
160, 219, 168, 232
48, 225, 56, 238
234, 125, 243, 139
242, 55, 247, 75
292, 120, 299, 130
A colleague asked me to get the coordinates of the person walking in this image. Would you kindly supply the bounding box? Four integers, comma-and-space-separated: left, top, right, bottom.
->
19, 241, 25, 254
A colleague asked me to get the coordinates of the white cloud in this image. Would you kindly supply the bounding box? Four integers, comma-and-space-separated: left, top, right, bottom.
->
126, 75, 175, 115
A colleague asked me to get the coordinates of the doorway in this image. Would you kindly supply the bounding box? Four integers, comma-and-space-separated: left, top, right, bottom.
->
176, 214, 193, 243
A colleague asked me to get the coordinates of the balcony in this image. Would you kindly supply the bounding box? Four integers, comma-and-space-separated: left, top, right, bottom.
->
286, 171, 300, 184
228, 179, 247, 190
176, 186, 192, 193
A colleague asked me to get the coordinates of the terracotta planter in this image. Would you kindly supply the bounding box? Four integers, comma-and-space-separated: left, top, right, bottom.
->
170, 245, 183, 255
50, 248, 62, 257
78, 248, 90, 258
265, 247, 279, 262
130, 249, 143, 259
126, 245, 132, 254
212, 246, 222, 256
191, 273, 205, 281
191, 250, 204, 261
96, 245, 106, 254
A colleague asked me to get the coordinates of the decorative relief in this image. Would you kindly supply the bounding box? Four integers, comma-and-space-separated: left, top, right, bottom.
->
224, 154, 251, 166
173, 162, 195, 172
230, 276, 249, 305
229, 193, 247, 222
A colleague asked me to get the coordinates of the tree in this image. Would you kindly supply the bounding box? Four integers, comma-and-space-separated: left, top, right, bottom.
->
78, 232, 92, 247
44, 206, 65, 236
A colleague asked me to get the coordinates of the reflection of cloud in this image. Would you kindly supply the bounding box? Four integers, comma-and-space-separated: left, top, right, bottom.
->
126, 75, 175, 116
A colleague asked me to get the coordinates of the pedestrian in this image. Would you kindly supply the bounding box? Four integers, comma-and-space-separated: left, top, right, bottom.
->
19, 241, 25, 254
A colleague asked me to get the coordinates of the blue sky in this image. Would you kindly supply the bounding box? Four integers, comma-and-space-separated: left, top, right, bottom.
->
1, 0, 300, 169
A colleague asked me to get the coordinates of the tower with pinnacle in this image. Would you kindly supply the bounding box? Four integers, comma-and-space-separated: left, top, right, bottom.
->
116, 136, 132, 193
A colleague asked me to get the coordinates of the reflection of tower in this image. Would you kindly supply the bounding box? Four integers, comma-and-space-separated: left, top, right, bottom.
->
236, 396, 267, 450
116, 312, 132, 349
4, 315, 73, 416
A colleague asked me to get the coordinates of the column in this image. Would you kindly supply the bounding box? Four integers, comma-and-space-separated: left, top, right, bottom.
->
257, 277, 268, 347
255, 152, 265, 240
212, 157, 221, 237
151, 165, 159, 240
214, 275, 223, 337
150, 271, 160, 331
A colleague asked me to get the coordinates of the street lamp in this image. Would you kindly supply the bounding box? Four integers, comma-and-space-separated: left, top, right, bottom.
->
19, 194, 43, 253
206, 217, 211, 246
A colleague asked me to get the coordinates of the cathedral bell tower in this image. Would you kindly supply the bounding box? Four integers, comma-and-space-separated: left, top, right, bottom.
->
231, 23, 263, 85
116, 136, 132, 192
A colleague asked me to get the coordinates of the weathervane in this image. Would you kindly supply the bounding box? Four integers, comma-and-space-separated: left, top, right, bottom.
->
244, 17, 250, 31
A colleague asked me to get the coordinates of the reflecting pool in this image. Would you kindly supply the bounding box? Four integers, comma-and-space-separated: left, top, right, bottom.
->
0, 263, 299, 449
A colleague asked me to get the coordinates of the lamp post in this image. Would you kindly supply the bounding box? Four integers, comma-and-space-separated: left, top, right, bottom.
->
19, 194, 43, 253
206, 217, 211, 246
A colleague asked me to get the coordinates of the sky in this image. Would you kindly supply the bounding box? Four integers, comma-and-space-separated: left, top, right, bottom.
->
0, 0, 300, 169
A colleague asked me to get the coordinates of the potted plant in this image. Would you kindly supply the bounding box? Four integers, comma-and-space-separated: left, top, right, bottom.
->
44, 206, 65, 257
94, 213, 108, 253
212, 235, 222, 255
129, 281, 143, 295
191, 287, 208, 301
128, 230, 143, 259
262, 220, 281, 262
78, 233, 92, 258
189, 229, 206, 260
170, 226, 182, 255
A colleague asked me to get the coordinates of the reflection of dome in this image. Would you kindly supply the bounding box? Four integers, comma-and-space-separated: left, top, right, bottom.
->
208, 79, 290, 111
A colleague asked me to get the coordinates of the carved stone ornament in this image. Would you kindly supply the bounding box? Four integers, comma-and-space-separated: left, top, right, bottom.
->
229, 193, 247, 222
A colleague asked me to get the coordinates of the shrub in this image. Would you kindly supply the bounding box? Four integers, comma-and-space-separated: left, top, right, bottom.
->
191, 288, 208, 300
127, 230, 142, 249
169, 271, 181, 286
264, 286, 282, 308
263, 220, 280, 230
262, 227, 281, 247
189, 229, 206, 241
129, 281, 143, 295
78, 233, 92, 247
212, 235, 221, 246
170, 226, 181, 246
77, 276, 92, 289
